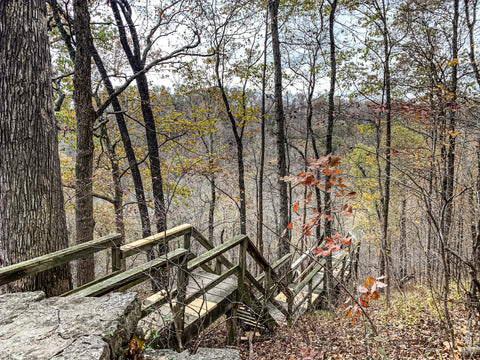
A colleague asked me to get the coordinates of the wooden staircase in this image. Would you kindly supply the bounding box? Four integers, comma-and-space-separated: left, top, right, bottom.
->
0, 224, 354, 349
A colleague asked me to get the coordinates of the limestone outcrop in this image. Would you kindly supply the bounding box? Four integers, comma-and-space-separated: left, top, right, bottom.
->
0, 291, 140, 360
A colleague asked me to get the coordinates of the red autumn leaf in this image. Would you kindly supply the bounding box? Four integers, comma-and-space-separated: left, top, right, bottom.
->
332, 168, 342, 175
292, 202, 299, 212
287, 222, 293, 230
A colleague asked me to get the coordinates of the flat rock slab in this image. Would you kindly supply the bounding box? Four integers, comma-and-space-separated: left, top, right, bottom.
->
0, 291, 140, 360
143, 348, 241, 360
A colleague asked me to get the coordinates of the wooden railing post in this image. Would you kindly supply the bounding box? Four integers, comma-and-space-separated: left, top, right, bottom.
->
307, 278, 313, 312
183, 231, 191, 250
111, 246, 122, 272
237, 237, 246, 302
174, 232, 191, 351
287, 268, 293, 325
227, 238, 246, 345
265, 266, 273, 298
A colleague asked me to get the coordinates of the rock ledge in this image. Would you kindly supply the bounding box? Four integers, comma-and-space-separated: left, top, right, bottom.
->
0, 291, 140, 360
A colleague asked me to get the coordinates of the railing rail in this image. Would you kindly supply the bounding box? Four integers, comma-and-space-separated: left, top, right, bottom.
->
0, 233, 122, 286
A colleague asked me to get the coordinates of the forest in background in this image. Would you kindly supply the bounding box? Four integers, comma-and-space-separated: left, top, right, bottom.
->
1, 0, 480, 357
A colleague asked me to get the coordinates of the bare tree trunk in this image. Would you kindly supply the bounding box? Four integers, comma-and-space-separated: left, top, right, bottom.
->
213, 37, 247, 235
379, 0, 392, 307
269, 0, 290, 267
257, 6, 269, 256
73, 0, 96, 286
399, 198, 407, 283
99, 122, 125, 241
0, 0, 72, 296
438, 0, 459, 347
48, 0, 152, 240
111, 0, 166, 238
90, 45, 152, 239
324, 0, 338, 308
465, 0, 480, 316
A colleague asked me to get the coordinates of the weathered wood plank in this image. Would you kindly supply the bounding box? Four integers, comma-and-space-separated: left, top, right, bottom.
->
256, 253, 292, 283
142, 288, 178, 317
187, 235, 247, 272
191, 228, 234, 270
0, 233, 122, 286
294, 261, 324, 295
184, 266, 238, 307
192, 228, 288, 323
60, 270, 123, 297
70, 248, 188, 297
120, 224, 192, 259
246, 238, 294, 300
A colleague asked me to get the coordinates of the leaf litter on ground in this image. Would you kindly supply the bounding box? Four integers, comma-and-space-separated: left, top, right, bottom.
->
186, 286, 480, 359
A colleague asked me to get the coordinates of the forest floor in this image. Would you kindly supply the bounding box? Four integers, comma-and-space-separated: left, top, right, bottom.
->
186, 285, 480, 359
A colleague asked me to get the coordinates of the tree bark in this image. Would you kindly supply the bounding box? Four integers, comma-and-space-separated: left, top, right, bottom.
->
73, 0, 96, 286
48, 0, 152, 240
324, 0, 338, 308
111, 0, 166, 238
0, 0, 72, 296
257, 7, 269, 256
214, 52, 247, 235
379, 0, 392, 306
269, 0, 290, 265
90, 45, 152, 239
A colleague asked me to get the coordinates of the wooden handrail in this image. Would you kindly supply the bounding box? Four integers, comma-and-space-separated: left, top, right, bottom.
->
191, 228, 294, 315
187, 235, 247, 272
120, 223, 192, 259
0, 233, 122, 286
294, 254, 347, 296
246, 238, 294, 300
70, 247, 189, 297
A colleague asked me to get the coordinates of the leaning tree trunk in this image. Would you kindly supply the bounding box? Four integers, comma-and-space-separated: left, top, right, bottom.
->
0, 1, 72, 296
73, 0, 96, 286
111, 0, 166, 238
48, 0, 153, 242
